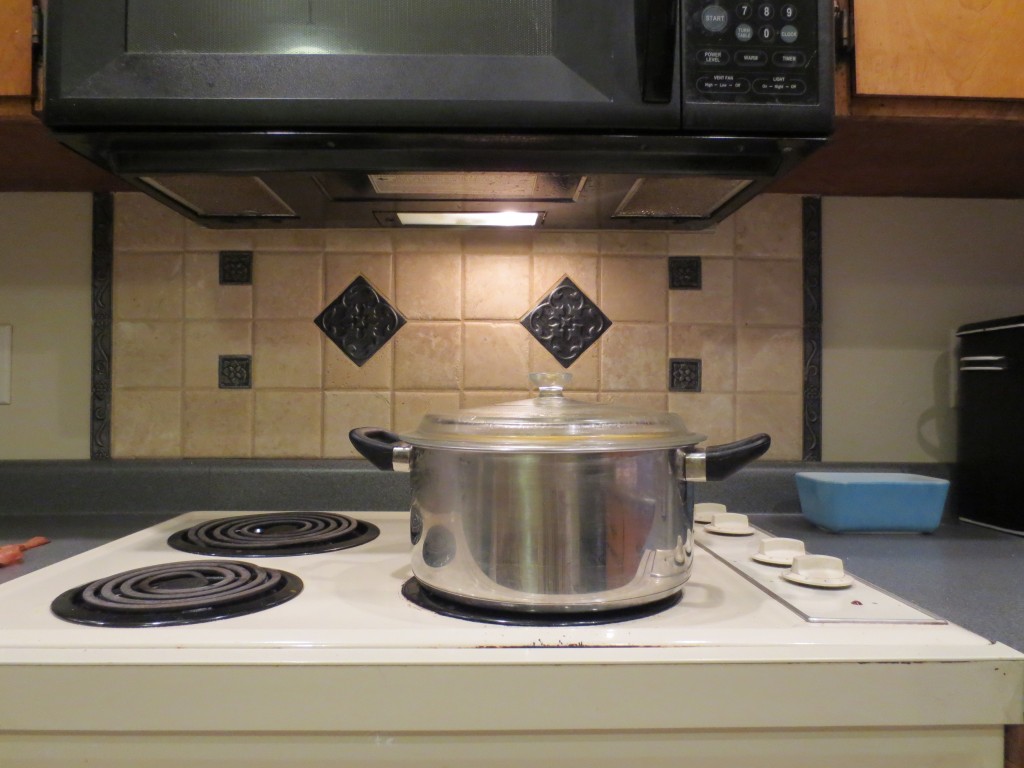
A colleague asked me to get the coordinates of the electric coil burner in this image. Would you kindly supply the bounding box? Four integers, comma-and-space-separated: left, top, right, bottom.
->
401, 578, 683, 626
167, 512, 379, 556
50, 559, 303, 627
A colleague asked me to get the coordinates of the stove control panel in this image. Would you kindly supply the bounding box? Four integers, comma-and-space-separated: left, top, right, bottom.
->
696, 523, 947, 625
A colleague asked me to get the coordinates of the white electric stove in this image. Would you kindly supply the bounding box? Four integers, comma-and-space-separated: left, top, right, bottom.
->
1, 509, 1021, 768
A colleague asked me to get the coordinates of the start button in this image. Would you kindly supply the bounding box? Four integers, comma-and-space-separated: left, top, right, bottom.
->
701, 5, 730, 33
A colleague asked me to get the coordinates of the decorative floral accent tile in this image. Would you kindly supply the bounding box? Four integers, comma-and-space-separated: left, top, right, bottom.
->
669, 358, 702, 392
521, 276, 611, 368
314, 276, 406, 367
669, 256, 702, 290
219, 251, 253, 285
218, 355, 252, 389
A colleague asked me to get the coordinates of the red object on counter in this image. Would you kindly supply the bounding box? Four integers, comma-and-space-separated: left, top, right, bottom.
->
0, 536, 50, 567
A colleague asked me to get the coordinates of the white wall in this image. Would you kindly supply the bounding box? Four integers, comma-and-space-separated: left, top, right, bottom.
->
822, 197, 1024, 462
0, 193, 93, 459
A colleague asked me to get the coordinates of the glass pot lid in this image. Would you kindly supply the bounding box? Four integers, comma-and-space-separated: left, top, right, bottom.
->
400, 373, 705, 452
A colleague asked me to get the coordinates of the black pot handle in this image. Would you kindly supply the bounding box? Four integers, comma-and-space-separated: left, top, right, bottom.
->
703, 433, 771, 481
349, 427, 406, 472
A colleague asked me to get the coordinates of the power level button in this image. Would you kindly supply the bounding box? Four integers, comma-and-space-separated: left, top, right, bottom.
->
701, 5, 730, 33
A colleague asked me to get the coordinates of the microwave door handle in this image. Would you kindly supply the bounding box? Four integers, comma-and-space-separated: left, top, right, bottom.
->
637, 0, 678, 103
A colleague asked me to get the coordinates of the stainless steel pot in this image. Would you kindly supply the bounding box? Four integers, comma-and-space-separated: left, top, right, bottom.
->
351, 374, 769, 613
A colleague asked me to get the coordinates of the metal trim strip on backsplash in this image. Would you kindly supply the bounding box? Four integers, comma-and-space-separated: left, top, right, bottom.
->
802, 197, 823, 462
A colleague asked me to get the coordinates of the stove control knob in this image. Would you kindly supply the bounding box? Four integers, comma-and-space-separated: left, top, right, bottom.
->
694, 501, 726, 524
705, 511, 755, 536
783, 554, 854, 588
752, 537, 806, 566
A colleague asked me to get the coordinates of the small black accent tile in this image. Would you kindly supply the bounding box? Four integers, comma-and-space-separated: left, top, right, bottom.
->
669, 359, 702, 392
669, 257, 702, 290
219, 355, 252, 389
314, 276, 406, 367
219, 251, 253, 285
521, 277, 611, 369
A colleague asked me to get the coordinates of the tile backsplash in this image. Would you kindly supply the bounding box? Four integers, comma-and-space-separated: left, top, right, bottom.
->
110, 192, 807, 460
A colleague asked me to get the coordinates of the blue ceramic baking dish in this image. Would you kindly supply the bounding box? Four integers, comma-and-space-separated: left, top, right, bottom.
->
795, 472, 950, 533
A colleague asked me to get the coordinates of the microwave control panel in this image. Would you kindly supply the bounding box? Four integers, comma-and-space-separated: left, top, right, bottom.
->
682, 0, 824, 109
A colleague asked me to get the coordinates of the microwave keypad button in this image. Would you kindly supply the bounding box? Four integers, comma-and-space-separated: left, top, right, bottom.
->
735, 2, 754, 20
735, 23, 754, 42
779, 24, 799, 43
698, 49, 731, 66
753, 76, 807, 96
773, 50, 806, 67
757, 3, 775, 20
780, 4, 798, 21
757, 24, 776, 42
736, 50, 769, 66
697, 74, 751, 94
701, 5, 730, 33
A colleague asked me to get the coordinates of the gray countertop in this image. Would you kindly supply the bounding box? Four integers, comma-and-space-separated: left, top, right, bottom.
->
2, 459, 1022, 652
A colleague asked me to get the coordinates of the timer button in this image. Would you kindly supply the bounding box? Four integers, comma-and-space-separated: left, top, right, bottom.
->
780, 24, 799, 43
773, 50, 807, 67
701, 5, 730, 33
735, 23, 754, 42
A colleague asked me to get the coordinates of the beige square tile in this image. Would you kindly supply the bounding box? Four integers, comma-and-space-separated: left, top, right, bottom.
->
735, 260, 803, 327
598, 231, 669, 254
111, 389, 182, 458
253, 321, 322, 389
324, 229, 394, 254
254, 253, 323, 319
112, 321, 182, 388
254, 390, 323, 458
669, 257, 734, 325
736, 393, 803, 460
600, 256, 667, 322
391, 229, 462, 253
113, 253, 183, 320
462, 229, 533, 256
393, 391, 461, 434
393, 322, 462, 390
669, 392, 735, 446
532, 254, 599, 300
464, 255, 531, 320
670, 325, 736, 392
324, 253, 393, 300
600, 324, 667, 391
184, 253, 252, 319
528, 337, 600, 390
184, 321, 252, 388
734, 194, 804, 259
253, 228, 324, 251
114, 193, 185, 252
395, 253, 461, 320
183, 223, 255, 252
464, 323, 531, 390
668, 216, 736, 257
736, 327, 803, 393
532, 232, 599, 255
597, 392, 668, 412
324, 341, 393, 390
183, 390, 254, 457
324, 391, 393, 458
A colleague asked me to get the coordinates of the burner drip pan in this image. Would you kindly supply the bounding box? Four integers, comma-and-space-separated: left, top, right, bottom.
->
401, 579, 682, 626
51, 560, 303, 627
167, 512, 379, 556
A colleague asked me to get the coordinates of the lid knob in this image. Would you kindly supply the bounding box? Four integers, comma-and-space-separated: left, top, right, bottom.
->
529, 372, 572, 398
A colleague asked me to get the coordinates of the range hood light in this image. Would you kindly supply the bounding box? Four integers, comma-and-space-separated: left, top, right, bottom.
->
394, 211, 541, 227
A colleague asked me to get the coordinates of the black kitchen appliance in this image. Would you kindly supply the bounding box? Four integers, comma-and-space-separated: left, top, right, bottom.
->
36, 0, 834, 229
955, 315, 1024, 535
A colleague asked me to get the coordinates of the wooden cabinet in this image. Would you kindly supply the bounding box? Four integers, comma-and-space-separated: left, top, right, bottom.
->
0, 0, 32, 97
852, 0, 1024, 101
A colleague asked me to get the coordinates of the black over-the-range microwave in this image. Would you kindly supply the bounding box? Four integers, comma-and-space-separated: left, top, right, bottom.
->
38, 0, 836, 229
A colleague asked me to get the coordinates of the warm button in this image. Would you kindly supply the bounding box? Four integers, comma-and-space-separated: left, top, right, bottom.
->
736, 49, 769, 66
701, 5, 730, 33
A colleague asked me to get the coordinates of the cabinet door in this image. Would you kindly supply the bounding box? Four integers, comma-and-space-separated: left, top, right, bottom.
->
853, 0, 1024, 100
0, 0, 32, 97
